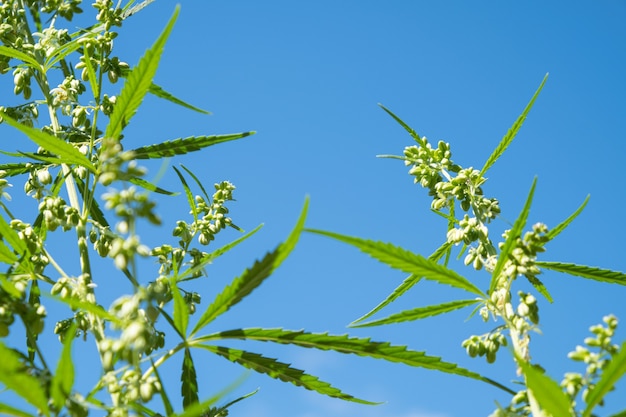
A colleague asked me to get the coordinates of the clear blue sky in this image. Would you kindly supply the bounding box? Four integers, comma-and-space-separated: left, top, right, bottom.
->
2, 1, 626, 416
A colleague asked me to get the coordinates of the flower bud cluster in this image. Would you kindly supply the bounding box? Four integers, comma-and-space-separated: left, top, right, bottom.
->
89, 225, 115, 257
40, 0, 83, 21
39, 195, 80, 231
97, 137, 142, 186
0, 293, 46, 338
404, 139, 459, 196
93, 0, 123, 30
12, 66, 32, 99
50, 76, 86, 117
103, 186, 161, 230
173, 181, 236, 247
0, 103, 39, 127
561, 315, 620, 404
0, 170, 12, 201
33, 26, 71, 58
10, 219, 47, 264
516, 291, 539, 325
101, 369, 161, 415
99, 293, 165, 369
462, 331, 508, 364
497, 223, 548, 284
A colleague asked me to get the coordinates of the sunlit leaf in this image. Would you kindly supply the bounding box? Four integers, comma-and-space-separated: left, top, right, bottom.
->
171, 279, 189, 337
489, 178, 537, 294
516, 357, 573, 417
0, 342, 50, 416
0, 402, 35, 417
0, 113, 96, 172
179, 224, 264, 282
306, 229, 484, 296
50, 324, 76, 410
479, 74, 548, 177
190, 198, 308, 336
350, 273, 423, 325
582, 342, 626, 417
105, 6, 179, 141
195, 344, 378, 404
130, 133, 254, 160
172, 166, 198, 225
193, 328, 514, 394
128, 176, 178, 195
0, 46, 41, 69
182, 348, 199, 408
378, 104, 424, 145
150, 358, 174, 416
546, 195, 589, 241
351, 299, 481, 328
536, 262, 626, 286
148, 83, 211, 114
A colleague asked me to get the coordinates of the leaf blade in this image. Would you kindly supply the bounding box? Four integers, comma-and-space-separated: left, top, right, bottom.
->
0, 113, 95, 172
182, 348, 199, 408
479, 74, 548, 177
130, 133, 254, 160
105, 6, 180, 140
583, 342, 626, 416
190, 198, 308, 336
351, 299, 481, 328
306, 229, 484, 296
536, 262, 626, 286
0, 342, 50, 416
195, 344, 378, 404
194, 328, 514, 395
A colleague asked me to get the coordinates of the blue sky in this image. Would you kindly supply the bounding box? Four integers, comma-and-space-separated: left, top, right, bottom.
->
2, 1, 626, 416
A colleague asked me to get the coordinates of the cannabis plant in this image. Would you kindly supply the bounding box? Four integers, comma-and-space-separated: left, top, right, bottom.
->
308, 75, 626, 416
0, 1, 518, 416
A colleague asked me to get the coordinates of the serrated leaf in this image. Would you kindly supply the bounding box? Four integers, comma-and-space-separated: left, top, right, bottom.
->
195, 344, 378, 404
583, 342, 626, 416
0, 402, 35, 417
173, 166, 198, 222
536, 262, 626, 286
351, 299, 480, 328
180, 164, 212, 203
193, 328, 514, 394
0, 240, 18, 264
546, 195, 590, 241
516, 357, 573, 417
0, 113, 95, 172
50, 323, 76, 410
0, 46, 41, 69
179, 224, 263, 282
489, 177, 537, 294
171, 279, 189, 337
182, 348, 199, 408
479, 74, 548, 177
378, 104, 424, 144
190, 199, 309, 336
0, 342, 50, 416
105, 6, 179, 141
350, 273, 423, 325
128, 176, 178, 195
130, 133, 254, 160
306, 229, 484, 296
148, 83, 211, 114
525, 274, 553, 303
0, 162, 45, 176
150, 357, 174, 416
